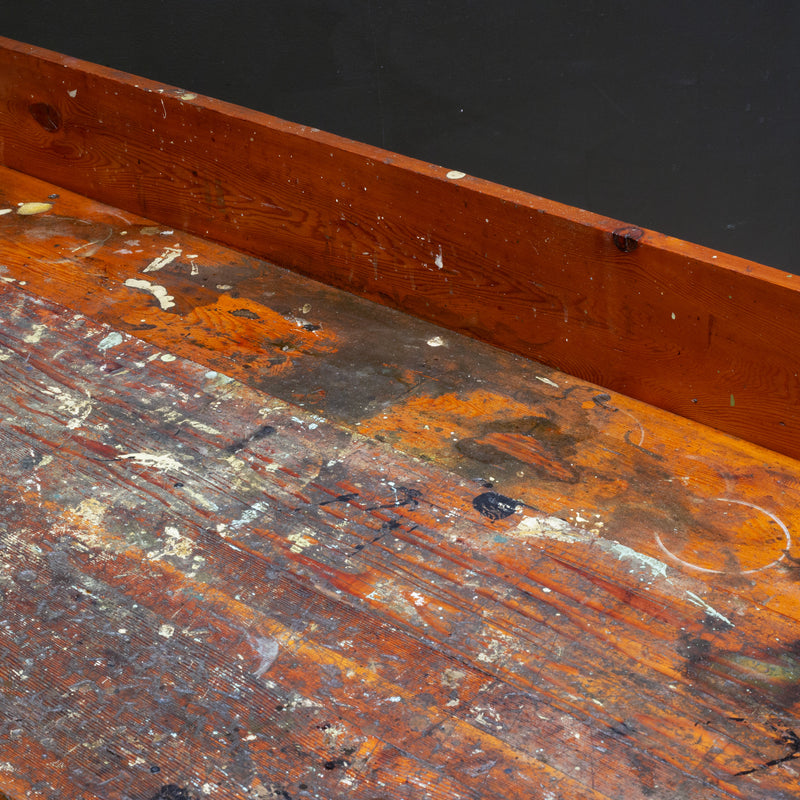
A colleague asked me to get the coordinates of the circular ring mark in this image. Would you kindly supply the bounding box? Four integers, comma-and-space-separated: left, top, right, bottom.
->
654, 497, 790, 575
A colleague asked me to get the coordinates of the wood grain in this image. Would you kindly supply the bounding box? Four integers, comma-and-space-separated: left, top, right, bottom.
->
3, 281, 800, 799
3, 164, 800, 796
2, 165, 800, 638
1, 37, 799, 459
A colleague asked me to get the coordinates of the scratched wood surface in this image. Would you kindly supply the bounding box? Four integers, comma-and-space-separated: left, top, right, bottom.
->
2, 174, 800, 799
2, 37, 800, 460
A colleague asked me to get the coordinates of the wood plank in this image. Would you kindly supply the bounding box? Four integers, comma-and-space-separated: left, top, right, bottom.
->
2, 165, 800, 640
0, 198, 800, 800
3, 280, 800, 799
1, 37, 799, 459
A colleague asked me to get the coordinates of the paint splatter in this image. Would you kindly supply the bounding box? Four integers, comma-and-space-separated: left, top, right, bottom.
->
143, 246, 183, 273
158, 623, 175, 639
117, 452, 184, 473
98, 331, 124, 352
472, 491, 521, 521
17, 202, 53, 215
124, 278, 176, 310
250, 635, 280, 677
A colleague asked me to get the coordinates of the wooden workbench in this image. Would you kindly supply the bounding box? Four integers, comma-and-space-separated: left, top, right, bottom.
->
1, 38, 799, 800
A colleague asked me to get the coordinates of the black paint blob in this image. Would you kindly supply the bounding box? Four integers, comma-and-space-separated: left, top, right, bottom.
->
472, 491, 520, 521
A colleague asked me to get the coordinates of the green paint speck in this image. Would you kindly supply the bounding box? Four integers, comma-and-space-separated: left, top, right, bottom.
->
493, 534, 508, 544
730, 394, 735, 407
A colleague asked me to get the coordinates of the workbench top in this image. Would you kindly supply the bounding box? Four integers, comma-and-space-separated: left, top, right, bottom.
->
2, 166, 800, 799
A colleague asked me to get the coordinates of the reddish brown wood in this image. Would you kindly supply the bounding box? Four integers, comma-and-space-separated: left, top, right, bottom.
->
2, 164, 800, 636
0, 37, 798, 459
3, 280, 800, 799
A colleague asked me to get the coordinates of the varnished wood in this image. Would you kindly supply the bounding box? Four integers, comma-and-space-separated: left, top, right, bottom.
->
2, 280, 800, 800
2, 166, 800, 798
1, 37, 799, 459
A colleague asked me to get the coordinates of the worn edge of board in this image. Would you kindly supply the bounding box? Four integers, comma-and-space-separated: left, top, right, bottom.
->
1, 36, 799, 459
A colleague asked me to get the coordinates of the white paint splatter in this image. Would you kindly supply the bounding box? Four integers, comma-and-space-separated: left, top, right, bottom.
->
427, 336, 445, 347
287, 532, 315, 553
229, 501, 270, 530
605, 541, 669, 580
535, 376, 560, 388
24, 323, 47, 344
686, 591, 733, 627
250, 635, 280, 677
58, 393, 94, 428
98, 331, 124, 352
0, 208, 13, 216
435, 246, 444, 269
117, 452, 183, 472
124, 278, 176, 310
17, 202, 53, 216
446, 170, 466, 180
409, 591, 426, 607
513, 515, 575, 540
149, 526, 195, 560
514, 515, 671, 581
158, 624, 175, 638
68, 89, 77, 98
143, 246, 182, 273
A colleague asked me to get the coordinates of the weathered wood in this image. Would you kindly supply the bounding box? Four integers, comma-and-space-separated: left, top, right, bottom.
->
1, 37, 799, 459
2, 165, 800, 634
3, 281, 800, 800
3, 170, 800, 797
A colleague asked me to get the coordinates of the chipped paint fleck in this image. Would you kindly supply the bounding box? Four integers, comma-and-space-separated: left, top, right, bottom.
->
427, 336, 445, 347
24, 323, 47, 344
158, 623, 175, 638
98, 331, 124, 352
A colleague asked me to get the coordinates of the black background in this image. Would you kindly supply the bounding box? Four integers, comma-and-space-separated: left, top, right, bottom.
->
2, 1, 798, 271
